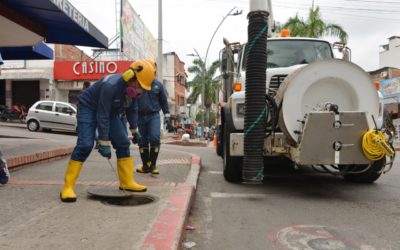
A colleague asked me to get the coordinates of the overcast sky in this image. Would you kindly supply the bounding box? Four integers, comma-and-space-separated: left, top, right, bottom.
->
70, 0, 400, 74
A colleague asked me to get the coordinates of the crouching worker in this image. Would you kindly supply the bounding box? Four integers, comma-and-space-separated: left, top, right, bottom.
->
60, 60, 154, 202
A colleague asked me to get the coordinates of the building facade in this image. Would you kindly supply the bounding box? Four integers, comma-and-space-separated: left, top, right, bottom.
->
0, 45, 55, 108
380, 36, 400, 69
162, 52, 188, 126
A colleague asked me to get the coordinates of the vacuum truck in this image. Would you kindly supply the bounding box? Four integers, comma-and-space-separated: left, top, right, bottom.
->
216, 0, 395, 183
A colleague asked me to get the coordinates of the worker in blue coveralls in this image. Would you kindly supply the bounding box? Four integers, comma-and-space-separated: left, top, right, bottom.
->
60, 60, 154, 202
136, 60, 170, 174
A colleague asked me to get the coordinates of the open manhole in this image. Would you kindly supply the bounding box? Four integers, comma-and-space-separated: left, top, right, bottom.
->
87, 186, 157, 206
101, 195, 157, 206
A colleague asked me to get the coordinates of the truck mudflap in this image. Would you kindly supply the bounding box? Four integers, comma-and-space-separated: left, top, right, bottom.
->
293, 111, 370, 165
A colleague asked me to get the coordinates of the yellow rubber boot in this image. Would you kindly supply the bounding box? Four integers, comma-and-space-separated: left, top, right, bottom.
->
136, 161, 152, 173
117, 157, 147, 192
60, 160, 83, 202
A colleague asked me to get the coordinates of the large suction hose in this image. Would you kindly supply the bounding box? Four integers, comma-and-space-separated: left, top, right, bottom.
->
243, 10, 269, 183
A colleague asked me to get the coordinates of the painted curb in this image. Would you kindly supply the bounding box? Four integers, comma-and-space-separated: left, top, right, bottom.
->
141, 154, 201, 250
5, 147, 73, 170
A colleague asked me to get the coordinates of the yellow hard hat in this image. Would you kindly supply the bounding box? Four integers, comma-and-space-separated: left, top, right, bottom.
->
122, 60, 155, 90
145, 59, 157, 73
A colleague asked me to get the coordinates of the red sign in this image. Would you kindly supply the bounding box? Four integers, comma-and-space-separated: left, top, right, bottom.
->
54, 61, 133, 80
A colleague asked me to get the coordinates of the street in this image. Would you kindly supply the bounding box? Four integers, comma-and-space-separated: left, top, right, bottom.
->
1, 125, 400, 249
181, 146, 400, 250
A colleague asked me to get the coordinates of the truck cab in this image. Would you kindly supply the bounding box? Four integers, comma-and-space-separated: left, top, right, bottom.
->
231, 37, 335, 131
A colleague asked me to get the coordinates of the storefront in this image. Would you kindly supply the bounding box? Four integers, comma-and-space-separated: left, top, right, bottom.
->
0, 60, 53, 108
53, 61, 133, 103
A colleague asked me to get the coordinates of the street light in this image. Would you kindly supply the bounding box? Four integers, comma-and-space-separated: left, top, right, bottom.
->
188, 7, 242, 138
203, 7, 242, 130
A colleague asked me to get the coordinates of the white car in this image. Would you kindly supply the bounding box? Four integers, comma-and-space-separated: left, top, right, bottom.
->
26, 100, 77, 132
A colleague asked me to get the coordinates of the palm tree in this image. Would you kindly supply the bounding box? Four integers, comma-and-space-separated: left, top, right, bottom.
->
283, 4, 348, 43
187, 58, 220, 126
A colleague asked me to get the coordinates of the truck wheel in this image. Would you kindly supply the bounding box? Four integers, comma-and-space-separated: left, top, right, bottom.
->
340, 158, 386, 183
223, 120, 242, 182
216, 125, 223, 157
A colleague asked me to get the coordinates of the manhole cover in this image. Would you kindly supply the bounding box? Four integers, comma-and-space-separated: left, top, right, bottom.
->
87, 187, 157, 206
87, 186, 136, 198
102, 195, 156, 206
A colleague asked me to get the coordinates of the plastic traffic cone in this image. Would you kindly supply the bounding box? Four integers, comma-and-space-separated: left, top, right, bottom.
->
213, 133, 217, 148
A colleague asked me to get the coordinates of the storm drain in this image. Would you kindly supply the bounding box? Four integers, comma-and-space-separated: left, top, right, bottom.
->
101, 195, 157, 207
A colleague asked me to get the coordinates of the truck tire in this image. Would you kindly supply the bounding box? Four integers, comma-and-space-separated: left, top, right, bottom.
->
223, 119, 242, 182
216, 125, 223, 157
340, 158, 386, 183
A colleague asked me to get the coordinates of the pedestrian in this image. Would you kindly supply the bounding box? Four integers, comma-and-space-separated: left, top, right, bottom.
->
0, 151, 10, 185
136, 61, 170, 175
82, 81, 91, 90
60, 60, 154, 202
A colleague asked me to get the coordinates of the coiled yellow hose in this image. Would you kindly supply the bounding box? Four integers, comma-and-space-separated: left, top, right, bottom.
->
362, 130, 394, 161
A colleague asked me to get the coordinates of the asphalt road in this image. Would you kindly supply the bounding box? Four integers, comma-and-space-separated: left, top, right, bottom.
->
179, 145, 400, 250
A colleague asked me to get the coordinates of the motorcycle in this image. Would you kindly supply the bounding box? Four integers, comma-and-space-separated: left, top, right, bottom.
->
0, 104, 28, 123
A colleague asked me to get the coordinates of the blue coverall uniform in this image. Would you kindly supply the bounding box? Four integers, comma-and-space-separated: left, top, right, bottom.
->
71, 74, 137, 161
136, 80, 169, 147
136, 80, 169, 173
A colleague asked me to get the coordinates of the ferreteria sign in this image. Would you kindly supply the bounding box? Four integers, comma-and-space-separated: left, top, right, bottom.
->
54, 61, 133, 80
50, 0, 89, 32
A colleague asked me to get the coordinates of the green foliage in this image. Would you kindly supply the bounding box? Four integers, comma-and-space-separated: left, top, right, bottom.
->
195, 110, 217, 127
187, 58, 220, 125
283, 5, 348, 43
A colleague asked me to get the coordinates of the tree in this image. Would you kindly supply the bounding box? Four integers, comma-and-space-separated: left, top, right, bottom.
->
187, 58, 220, 126
283, 4, 348, 43
195, 110, 217, 128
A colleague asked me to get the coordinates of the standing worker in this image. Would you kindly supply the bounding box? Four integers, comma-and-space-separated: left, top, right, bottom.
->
60, 60, 154, 202
136, 61, 170, 174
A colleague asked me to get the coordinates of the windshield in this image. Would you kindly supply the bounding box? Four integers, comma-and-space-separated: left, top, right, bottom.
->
241, 40, 333, 70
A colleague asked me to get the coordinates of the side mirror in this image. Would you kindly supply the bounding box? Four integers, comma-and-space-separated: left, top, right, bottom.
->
333, 42, 351, 62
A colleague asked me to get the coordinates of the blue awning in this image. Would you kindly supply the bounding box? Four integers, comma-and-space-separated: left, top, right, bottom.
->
0, 53, 3, 65
0, 43, 54, 60
0, 0, 108, 48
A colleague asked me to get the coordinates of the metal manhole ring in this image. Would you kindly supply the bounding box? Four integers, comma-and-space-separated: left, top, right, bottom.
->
101, 194, 158, 207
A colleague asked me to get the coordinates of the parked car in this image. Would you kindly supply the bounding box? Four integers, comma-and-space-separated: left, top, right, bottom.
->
26, 100, 77, 132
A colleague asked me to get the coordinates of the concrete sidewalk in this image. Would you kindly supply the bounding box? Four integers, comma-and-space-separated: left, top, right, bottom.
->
0, 125, 201, 250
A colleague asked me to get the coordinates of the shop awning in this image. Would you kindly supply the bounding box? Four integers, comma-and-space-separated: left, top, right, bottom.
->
0, 0, 108, 48
0, 43, 54, 60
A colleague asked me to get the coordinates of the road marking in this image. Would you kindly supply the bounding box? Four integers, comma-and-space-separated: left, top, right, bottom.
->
210, 192, 267, 199
207, 171, 223, 175
156, 158, 191, 166
271, 224, 383, 250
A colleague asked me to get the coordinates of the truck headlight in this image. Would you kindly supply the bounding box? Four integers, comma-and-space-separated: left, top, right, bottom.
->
237, 103, 245, 116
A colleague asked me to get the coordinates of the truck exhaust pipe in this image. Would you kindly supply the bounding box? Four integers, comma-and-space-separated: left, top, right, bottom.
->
243, 0, 269, 183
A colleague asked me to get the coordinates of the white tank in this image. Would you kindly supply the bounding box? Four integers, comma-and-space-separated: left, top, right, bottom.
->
275, 59, 380, 145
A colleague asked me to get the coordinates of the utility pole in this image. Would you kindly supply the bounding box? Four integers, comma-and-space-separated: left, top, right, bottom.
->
157, 0, 163, 83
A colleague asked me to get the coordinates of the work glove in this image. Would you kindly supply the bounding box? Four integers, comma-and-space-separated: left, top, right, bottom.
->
131, 128, 142, 144
0, 158, 9, 185
98, 140, 112, 159
164, 113, 171, 126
